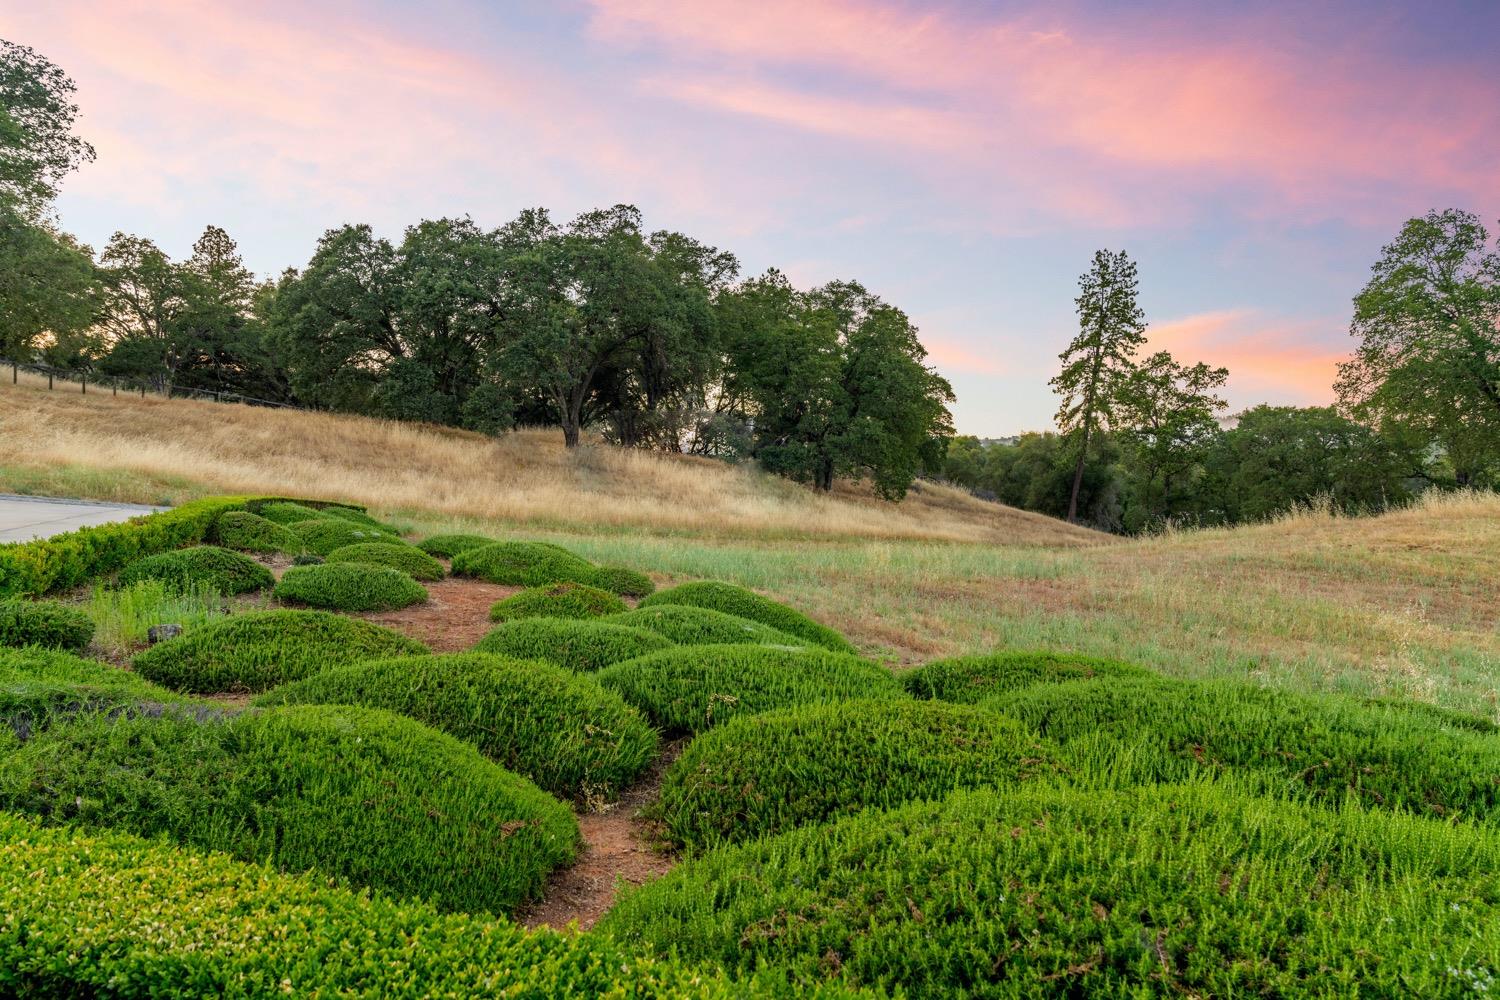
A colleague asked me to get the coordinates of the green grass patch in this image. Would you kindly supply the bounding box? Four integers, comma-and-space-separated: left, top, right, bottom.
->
640, 582, 854, 653
118, 545, 274, 596
451, 541, 596, 587
209, 510, 304, 555
131, 610, 427, 693
606, 604, 808, 647
588, 565, 655, 597
325, 542, 445, 582
274, 563, 427, 612
475, 618, 674, 672
83, 580, 250, 660
287, 518, 402, 556
902, 649, 1153, 703
417, 533, 499, 558
0, 599, 93, 651
489, 583, 627, 622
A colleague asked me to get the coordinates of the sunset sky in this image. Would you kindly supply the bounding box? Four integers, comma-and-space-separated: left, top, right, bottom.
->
5, 0, 1498, 435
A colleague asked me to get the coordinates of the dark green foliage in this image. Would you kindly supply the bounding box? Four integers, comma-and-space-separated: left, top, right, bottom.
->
318, 505, 399, 534
255, 501, 328, 526
489, 583, 627, 622
595, 644, 902, 736
118, 545, 274, 596
326, 542, 444, 582
418, 532, 498, 558
986, 677, 1500, 821
640, 582, 854, 653
287, 518, 400, 556
0, 647, 181, 743
291, 553, 324, 566
451, 541, 595, 587
589, 565, 656, 597
209, 510, 304, 555
606, 604, 808, 647
475, 618, 673, 672
274, 563, 427, 612
257, 653, 657, 802
902, 649, 1152, 703
657, 699, 1056, 849
131, 610, 427, 693
602, 783, 1500, 997
0, 598, 93, 651
0, 703, 577, 916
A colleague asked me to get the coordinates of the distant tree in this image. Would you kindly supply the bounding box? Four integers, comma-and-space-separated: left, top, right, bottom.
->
0, 212, 97, 359
1052, 250, 1147, 522
0, 39, 95, 219
1336, 210, 1500, 487
96, 233, 189, 392
1114, 350, 1228, 530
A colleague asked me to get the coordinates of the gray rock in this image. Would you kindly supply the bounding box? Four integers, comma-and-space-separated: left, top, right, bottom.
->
146, 623, 184, 644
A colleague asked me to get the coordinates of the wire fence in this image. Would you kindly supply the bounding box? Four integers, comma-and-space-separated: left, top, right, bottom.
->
2, 357, 298, 409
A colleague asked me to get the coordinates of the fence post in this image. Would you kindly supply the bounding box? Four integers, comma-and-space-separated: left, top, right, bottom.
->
10, 363, 15, 384
81, 375, 87, 395
47, 373, 53, 390
112, 380, 117, 397
140, 385, 145, 399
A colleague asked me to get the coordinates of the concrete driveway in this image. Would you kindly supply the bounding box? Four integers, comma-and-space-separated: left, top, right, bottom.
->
0, 494, 167, 543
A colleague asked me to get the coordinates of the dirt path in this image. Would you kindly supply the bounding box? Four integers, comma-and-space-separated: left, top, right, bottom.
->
354, 576, 520, 651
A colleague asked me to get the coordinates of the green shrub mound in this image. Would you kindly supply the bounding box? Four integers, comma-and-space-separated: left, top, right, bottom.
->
317, 505, 399, 534
451, 540, 596, 587
418, 532, 498, 558
596, 645, 902, 736
588, 565, 656, 597
657, 699, 1057, 849
326, 541, 445, 582
986, 676, 1500, 821
258, 653, 658, 802
0, 647, 183, 743
903, 649, 1153, 703
0, 598, 93, 651
132, 610, 427, 693
287, 517, 401, 556
475, 617, 674, 672
209, 510, 304, 555
274, 562, 428, 612
606, 604, 807, 648
0, 703, 578, 916
254, 501, 329, 526
118, 545, 274, 596
639, 582, 854, 653
603, 783, 1500, 998
489, 582, 627, 622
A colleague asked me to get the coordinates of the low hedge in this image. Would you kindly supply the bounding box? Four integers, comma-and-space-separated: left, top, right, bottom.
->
255, 501, 329, 526
209, 510, 304, 555
288, 518, 402, 556
657, 699, 1057, 849
318, 505, 399, 534
326, 542, 445, 582
132, 610, 428, 693
588, 565, 656, 597
118, 545, 274, 596
0, 813, 817, 998
902, 649, 1153, 703
0, 598, 93, 651
418, 532, 498, 558
475, 618, 674, 672
639, 582, 854, 653
0, 703, 578, 916
596, 645, 903, 736
606, 604, 807, 648
258, 653, 658, 802
489, 583, 627, 622
986, 676, 1500, 821
452, 541, 596, 587
275, 563, 428, 612
0, 647, 183, 744
602, 783, 1500, 997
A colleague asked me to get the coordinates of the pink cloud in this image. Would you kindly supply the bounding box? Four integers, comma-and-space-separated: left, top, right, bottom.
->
1147, 309, 1347, 407
921, 334, 1008, 377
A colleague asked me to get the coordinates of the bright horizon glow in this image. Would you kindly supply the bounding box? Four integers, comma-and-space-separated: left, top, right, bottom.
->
4, 0, 1496, 436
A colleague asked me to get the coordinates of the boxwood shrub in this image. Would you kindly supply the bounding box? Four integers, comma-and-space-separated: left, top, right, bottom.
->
0, 812, 806, 998
602, 783, 1500, 998
986, 676, 1500, 821
451, 541, 596, 587
588, 565, 655, 597
475, 618, 674, 672
418, 532, 498, 558
639, 582, 854, 653
596, 645, 903, 736
258, 652, 658, 802
255, 501, 329, 526
118, 545, 274, 596
0, 598, 93, 651
902, 649, 1153, 703
209, 510, 304, 555
0, 647, 183, 744
606, 604, 807, 648
0, 703, 578, 915
131, 609, 427, 693
288, 518, 402, 556
489, 582, 627, 622
657, 699, 1058, 849
326, 542, 445, 582
274, 563, 428, 612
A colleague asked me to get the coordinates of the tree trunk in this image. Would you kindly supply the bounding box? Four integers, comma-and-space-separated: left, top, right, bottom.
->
1066, 419, 1091, 523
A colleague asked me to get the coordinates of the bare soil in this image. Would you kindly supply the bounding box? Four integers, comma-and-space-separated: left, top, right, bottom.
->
352, 576, 520, 651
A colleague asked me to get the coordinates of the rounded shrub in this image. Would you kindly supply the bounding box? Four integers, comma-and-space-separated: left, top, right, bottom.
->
131, 609, 427, 693
326, 542, 445, 582
903, 649, 1153, 703
418, 532, 499, 559
288, 518, 402, 556
0, 703, 578, 916
986, 676, 1500, 821
475, 617, 674, 672
657, 699, 1057, 849
451, 541, 596, 587
318, 505, 400, 534
0, 647, 183, 743
639, 582, 854, 653
209, 510, 304, 555
601, 783, 1500, 998
595, 644, 903, 736
274, 563, 427, 613
588, 565, 655, 597
255, 501, 329, 526
292, 553, 324, 566
606, 604, 807, 648
258, 652, 658, 802
0, 598, 93, 652
118, 545, 274, 596
489, 582, 627, 622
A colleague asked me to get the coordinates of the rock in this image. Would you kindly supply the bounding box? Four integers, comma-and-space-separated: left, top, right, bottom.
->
147, 623, 184, 645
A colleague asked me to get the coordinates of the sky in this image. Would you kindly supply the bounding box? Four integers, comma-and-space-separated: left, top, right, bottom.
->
4, 0, 1498, 436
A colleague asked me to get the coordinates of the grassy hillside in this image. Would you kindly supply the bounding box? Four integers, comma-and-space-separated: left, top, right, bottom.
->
4, 377, 1497, 713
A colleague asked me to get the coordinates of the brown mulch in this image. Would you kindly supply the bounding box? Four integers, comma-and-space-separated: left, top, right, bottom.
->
352, 577, 521, 651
